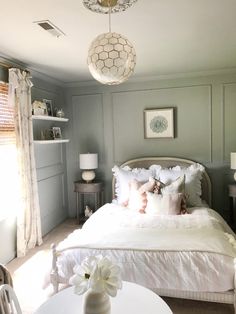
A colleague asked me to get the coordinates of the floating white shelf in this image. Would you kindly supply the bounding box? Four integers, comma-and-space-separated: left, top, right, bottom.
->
32, 115, 69, 122
34, 139, 70, 144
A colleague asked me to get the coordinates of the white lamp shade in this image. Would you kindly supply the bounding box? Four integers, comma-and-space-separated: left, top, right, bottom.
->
231, 152, 236, 170
80, 153, 98, 170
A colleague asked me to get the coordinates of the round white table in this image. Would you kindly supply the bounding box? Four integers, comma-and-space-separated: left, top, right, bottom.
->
35, 281, 172, 314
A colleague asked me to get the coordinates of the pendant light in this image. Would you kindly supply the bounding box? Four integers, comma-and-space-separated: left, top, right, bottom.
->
84, 0, 137, 85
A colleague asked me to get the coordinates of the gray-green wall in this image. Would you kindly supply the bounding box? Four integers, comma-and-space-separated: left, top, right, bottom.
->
65, 72, 236, 223
31, 76, 68, 236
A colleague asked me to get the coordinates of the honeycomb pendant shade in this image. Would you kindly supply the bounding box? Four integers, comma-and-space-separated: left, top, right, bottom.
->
87, 32, 136, 85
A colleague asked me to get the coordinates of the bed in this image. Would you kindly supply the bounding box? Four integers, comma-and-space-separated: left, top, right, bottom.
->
50, 157, 236, 313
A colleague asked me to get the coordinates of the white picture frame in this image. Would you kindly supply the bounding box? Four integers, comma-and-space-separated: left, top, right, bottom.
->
43, 99, 53, 116
144, 108, 174, 139
52, 127, 62, 139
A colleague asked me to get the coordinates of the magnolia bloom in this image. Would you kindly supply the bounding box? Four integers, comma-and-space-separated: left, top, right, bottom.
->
91, 256, 122, 297
69, 255, 122, 297
69, 256, 98, 295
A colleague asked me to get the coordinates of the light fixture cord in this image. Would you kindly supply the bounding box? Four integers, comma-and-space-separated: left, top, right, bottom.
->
108, 0, 111, 33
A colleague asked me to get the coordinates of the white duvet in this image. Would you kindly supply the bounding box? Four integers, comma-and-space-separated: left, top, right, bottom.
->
56, 204, 236, 293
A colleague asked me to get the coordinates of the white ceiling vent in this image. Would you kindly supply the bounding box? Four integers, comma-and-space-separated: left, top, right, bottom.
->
34, 20, 65, 37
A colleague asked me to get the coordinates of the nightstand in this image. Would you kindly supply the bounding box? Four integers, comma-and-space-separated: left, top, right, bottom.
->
74, 181, 104, 224
228, 184, 236, 229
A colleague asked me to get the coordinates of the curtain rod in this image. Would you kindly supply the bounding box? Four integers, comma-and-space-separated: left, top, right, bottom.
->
0, 62, 11, 69
0, 61, 29, 73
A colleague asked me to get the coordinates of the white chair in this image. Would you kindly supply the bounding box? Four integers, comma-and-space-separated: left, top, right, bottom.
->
0, 284, 22, 314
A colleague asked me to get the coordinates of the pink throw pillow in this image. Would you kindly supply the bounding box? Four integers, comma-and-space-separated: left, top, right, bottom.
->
127, 180, 147, 212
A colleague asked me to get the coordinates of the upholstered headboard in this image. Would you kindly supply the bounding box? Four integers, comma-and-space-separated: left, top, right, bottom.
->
112, 157, 212, 207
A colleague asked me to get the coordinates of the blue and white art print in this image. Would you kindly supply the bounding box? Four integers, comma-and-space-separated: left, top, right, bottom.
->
144, 108, 174, 138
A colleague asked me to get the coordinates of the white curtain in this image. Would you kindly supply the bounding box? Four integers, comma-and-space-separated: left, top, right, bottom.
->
8, 68, 42, 257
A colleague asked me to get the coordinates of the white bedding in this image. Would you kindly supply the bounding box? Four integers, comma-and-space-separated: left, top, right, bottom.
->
56, 204, 236, 293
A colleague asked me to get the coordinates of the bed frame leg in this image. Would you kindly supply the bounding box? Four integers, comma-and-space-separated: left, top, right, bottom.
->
50, 243, 59, 294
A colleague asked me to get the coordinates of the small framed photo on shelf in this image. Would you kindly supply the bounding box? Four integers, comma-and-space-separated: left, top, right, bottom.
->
52, 127, 62, 140
43, 99, 53, 116
144, 108, 174, 139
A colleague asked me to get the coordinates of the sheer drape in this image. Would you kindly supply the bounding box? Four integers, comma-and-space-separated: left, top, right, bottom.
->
8, 68, 42, 257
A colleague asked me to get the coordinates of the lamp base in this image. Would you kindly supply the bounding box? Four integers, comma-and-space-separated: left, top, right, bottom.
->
82, 170, 96, 183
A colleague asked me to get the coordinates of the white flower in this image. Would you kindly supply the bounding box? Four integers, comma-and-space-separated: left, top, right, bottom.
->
69, 255, 122, 297
69, 256, 98, 295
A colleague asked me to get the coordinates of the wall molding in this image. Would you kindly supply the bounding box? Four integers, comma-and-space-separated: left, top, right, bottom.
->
64, 68, 236, 88
222, 82, 236, 161
111, 84, 213, 163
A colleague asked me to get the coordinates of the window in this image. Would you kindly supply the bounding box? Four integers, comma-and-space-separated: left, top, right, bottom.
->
0, 81, 20, 220
0, 82, 15, 144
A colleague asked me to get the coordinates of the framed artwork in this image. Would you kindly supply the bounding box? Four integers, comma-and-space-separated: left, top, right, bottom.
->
43, 99, 53, 116
52, 127, 62, 139
144, 108, 174, 138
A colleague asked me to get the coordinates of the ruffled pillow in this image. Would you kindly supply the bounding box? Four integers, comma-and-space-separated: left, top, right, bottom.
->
161, 175, 185, 194
158, 163, 204, 207
112, 165, 155, 204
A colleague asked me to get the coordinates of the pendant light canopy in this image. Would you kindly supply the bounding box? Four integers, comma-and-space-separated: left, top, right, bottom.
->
84, 0, 137, 85
83, 0, 137, 14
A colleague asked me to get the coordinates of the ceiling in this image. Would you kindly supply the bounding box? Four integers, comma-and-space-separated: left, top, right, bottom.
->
1, 0, 236, 84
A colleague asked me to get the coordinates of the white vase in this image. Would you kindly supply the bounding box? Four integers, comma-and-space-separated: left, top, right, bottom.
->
82, 290, 111, 314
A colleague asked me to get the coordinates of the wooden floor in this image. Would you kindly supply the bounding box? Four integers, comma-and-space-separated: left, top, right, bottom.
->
7, 219, 234, 314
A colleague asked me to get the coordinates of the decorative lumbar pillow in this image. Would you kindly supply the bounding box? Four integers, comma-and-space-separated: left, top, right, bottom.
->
158, 163, 204, 207
145, 192, 183, 215
112, 165, 155, 204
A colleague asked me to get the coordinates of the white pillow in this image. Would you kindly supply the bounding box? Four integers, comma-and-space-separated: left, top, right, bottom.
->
158, 163, 204, 207
149, 165, 162, 178
146, 192, 183, 215
161, 175, 185, 194
112, 165, 155, 204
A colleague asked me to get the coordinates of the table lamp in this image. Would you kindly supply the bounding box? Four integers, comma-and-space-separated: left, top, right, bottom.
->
230, 152, 236, 181
79, 153, 98, 183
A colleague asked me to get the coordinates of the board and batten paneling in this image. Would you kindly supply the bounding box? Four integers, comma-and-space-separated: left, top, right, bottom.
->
37, 173, 66, 235
65, 73, 236, 223
32, 78, 69, 236
65, 94, 105, 217
34, 137, 68, 236
112, 85, 212, 163
223, 83, 236, 161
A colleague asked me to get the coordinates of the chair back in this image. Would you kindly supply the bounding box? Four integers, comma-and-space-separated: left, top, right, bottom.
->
0, 284, 22, 314
0, 264, 13, 287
